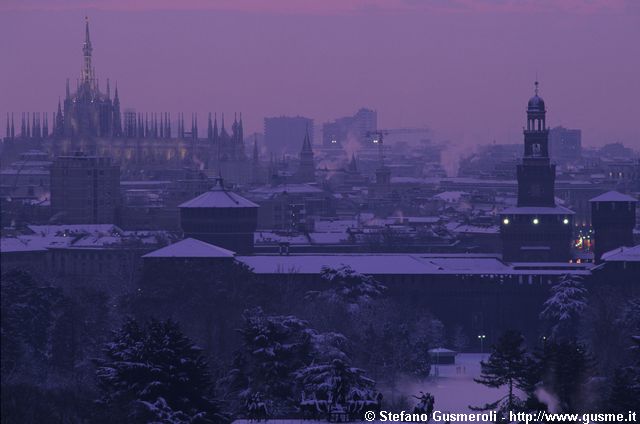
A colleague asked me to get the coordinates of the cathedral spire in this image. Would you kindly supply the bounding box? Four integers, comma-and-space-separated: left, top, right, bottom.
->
5, 113, 9, 139
208, 112, 213, 140
43, 112, 48, 137
348, 153, 358, 172
253, 135, 259, 163
56, 99, 64, 136
213, 112, 219, 140
10, 113, 14, 139
193, 113, 198, 139
82, 16, 93, 83
301, 125, 312, 153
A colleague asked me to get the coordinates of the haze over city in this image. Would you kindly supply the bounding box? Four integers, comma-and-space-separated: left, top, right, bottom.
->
2, 0, 640, 148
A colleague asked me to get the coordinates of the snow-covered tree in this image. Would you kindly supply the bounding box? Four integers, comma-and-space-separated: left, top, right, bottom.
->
95, 318, 226, 424
221, 308, 353, 415
308, 265, 386, 312
296, 358, 375, 405
471, 331, 531, 414
540, 274, 588, 341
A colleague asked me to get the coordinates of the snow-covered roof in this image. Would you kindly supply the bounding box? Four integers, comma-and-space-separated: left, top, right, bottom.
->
2, 226, 170, 253
179, 187, 258, 208
238, 254, 434, 275
500, 205, 575, 215
0, 237, 49, 253
433, 191, 469, 202
400, 216, 441, 224
143, 238, 235, 258
428, 348, 457, 354
600, 244, 640, 262
27, 224, 120, 236
249, 184, 323, 195
589, 191, 637, 203
236, 253, 588, 276
447, 223, 499, 234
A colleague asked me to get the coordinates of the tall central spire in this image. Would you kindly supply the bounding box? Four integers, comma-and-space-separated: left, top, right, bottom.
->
82, 16, 93, 83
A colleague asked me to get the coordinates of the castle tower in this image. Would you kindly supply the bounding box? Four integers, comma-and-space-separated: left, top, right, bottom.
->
500, 82, 574, 262
590, 191, 637, 263
179, 177, 259, 254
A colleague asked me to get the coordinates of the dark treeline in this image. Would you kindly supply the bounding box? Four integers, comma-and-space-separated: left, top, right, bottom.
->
1, 267, 638, 423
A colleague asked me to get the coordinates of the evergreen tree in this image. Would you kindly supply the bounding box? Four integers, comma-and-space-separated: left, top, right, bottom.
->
221, 308, 314, 413
309, 265, 386, 311
607, 336, 640, 413
471, 331, 531, 414
296, 358, 375, 405
1, 270, 64, 380
221, 308, 350, 414
540, 274, 587, 341
95, 318, 226, 424
537, 340, 590, 413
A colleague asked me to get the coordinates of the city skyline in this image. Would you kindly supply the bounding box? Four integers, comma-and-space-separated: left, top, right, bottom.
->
1, 1, 639, 149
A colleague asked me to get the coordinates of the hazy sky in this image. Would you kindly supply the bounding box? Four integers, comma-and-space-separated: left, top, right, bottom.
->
1, 0, 639, 148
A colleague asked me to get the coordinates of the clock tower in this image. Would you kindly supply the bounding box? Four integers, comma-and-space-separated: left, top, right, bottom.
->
500, 82, 574, 262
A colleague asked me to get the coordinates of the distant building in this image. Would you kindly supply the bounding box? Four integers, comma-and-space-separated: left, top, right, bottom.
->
295, 128, 315, 183
56, 17, 122, 141
322, 108, 377, 147
247, 184, 331, 232
549, 126, 581, 162
264, 116, 313, 155
50, 153, 120, 224
179, 178, 259, 254
590, 191, 637, 263
4, 18, 250, 183
500, 82, 574, 262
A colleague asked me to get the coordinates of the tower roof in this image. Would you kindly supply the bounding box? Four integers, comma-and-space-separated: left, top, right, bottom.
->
143, 238, 235, 258
179, 179, 258, 208
589, 191, 637, 203
527, 81, 545, 112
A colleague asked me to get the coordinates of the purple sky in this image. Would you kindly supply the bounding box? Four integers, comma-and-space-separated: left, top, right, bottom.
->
1, 0, 639, 148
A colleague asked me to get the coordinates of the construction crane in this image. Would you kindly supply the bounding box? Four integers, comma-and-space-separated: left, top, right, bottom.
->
365, 130, 389, 166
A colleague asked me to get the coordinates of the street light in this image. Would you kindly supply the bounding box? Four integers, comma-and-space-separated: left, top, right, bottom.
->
478, 334, 486, 356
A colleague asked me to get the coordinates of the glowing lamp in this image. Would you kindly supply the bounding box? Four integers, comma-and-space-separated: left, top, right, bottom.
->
532, 218, 540, 225
563, 218, 569, 225
503, 218, 510, 225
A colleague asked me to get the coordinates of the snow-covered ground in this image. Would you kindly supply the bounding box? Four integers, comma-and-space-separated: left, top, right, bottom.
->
385, 353, 507, 413
233, 354, 509, 424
